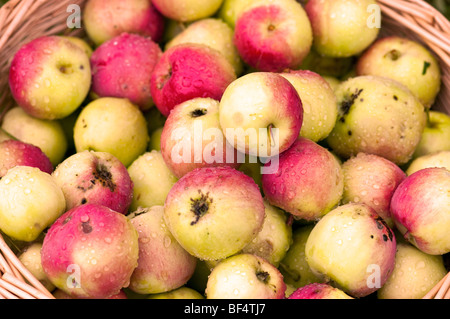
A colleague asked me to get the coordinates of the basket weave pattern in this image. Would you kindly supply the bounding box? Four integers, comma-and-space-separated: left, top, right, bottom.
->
0, 0, 449, 299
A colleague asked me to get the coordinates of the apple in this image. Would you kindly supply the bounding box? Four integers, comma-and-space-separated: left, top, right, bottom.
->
128, 206, 197, 294
18, 242, 55, 292
377, 241, 448, 299
390, 167, 450, 255
217, 0, 259, 28
233, 0, 313, 72
90, 33, 162, 112
165, 18, 243, 76
356, 36, 442, 108
150, 43, 237, 117
288, 283, 353, 299
413, 110, 450, 158
160, 97, 240, 178
152, 0, 224, 22
305, 203, 397, 298
299, 47, 355, 79
149, 127, 163, 151
163, 166, 265, 261
8, 35, 91, 120
241, 200, 293, 267
0, 139, 53, 177
145, 106, 167, 136
60, 36, 93, 58
127, 150, 178, 212
280, 69, 338, 142
41, 203, 139, 299
52, 150, 133, 215
305, 0, 380, 58
261, 137, 344, 221
279, 225, 323, 289
53, 289, 128, 299
322, 76, 341, 92
406, 151, 450, 176
219, 72, 303, 158
341, 152, 407, 228
326, 75, 427, 165
0, 166, 66, 242
186, 259, 211, 294
83, 0, 165, 46
205, 253, 286, 299
147, 286, 204, 299
73, 97, 149, 167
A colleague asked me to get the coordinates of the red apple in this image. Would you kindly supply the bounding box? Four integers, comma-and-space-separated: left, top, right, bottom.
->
288, 283, 353, 299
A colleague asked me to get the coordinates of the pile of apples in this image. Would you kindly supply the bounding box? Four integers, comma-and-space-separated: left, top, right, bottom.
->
0, 0, 449, 300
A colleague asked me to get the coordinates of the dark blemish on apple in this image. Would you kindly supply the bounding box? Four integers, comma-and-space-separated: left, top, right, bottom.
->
347, 130, 352, 136
375, 216, 394, 241
384, 49, 401, 61
191, 108, 207, 118
267, 24, 276, 32
256, 271, 270, 284
383, 234, 388, 242
81, 198, 87, 204
81, 221, 93, 234
393, 95, 398, 101
79, 65, 84, 70
340, 88, 363, 116
190, 191, 212, 225
422, 61, 431, 75
93, 163, 116, 192
157, 66, 172, 90
371, 235, 374, 239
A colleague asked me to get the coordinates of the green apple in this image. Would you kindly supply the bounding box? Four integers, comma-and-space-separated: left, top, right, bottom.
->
279, 225, 323, 289
148, 287, 204, 299
152, 0, 224, 22
280, 69, 338, 142
205, 253, 286, 299
356, 36, 442, 108
149, 127, 163, 151
413, 110, 450, 158
406, 150, 450, 175
1, 106, 68, 167
18, 242, 55, 292
242, 200, 293, 267
165, 18, 243, 76
0, 166, 66, 242
127, 150, 178, 212
326, 75, 427, 165
73, 97, 149, 167
378, 241, 448, 299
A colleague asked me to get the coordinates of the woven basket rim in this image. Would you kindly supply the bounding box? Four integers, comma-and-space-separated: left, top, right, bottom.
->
0, 0, 449, 299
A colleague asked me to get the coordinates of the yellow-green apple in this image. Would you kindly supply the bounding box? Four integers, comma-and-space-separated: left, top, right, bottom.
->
279, 225, 323, 289
18, 242, 55, 292
299, 48, 355, 79
127, 150, 178, 211
83, 0, 165, 46
150, 43, 236, 117
73, 97, 149, 167
378, 241, 448, 299
205, 253, 286, 299
163, 166, 265, 260
160, 97, 240, 178
305, 203, 396, 298
8, 36, 91, 120
341, 153, 406, 228
149, 127, 163, 151
406, 151, 450, 176
1, 107, 68, 167
413, 111, 450, 158
0, 166, 66, 242
356, 36, 442, 108
233, 0, 313, 72
261, 137, 344, 221
326, 75, 427, 165
41, 203, 139, 299
322, 76, 341, 92
147, 286, 204, 299
288, 283, 353, 299
52, 150, 133, 215
128, 206, 197, 294
305, 0, 380, 58
152, 0, 224, 22
280, 69, 338, 142
390, 167, 450, 255
165, 18, 243, 75
90, 33, 162, 112
219, 72, 303, 158
242, 200, 292, 267
0, 140, 53, 177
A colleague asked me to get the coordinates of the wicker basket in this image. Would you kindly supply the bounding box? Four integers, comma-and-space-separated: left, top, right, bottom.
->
0, 0, 449, 299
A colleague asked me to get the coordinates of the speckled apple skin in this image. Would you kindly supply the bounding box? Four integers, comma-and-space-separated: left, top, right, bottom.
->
150, 43, 237, 117
234, 2, 312, 72
341, 153, 406, 228
390, 167, 450, 255
262, 137, 343, 221
8, 36, 91, 120
288, 283, 353, 299
164, 166, 265, 260
90, 33, 162, 111
83, 0, 165, 45
41, 203, 139, 299
52, 151, 133, 215
0, 140, 53, 177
